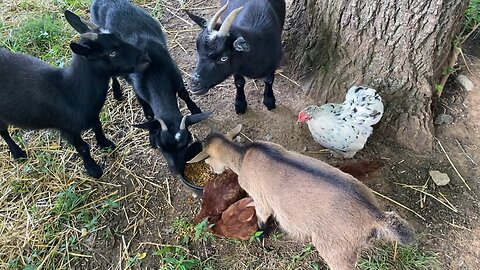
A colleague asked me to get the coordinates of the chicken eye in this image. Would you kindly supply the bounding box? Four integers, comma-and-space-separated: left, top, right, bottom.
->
109, 51, 117, 58
220, 56, 228, 62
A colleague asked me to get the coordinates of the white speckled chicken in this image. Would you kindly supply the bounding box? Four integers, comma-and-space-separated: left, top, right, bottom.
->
297, 86, 384, 158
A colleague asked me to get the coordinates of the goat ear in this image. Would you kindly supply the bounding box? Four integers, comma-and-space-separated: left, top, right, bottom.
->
225, 124, 242, 140
70, 42, 92, 56
132, 120, 160, 130
187, 149, 210, 163
184, 10, 207, 29
233, 37, 250, 52
64, 10, 90, 34
186, 111, 212, 126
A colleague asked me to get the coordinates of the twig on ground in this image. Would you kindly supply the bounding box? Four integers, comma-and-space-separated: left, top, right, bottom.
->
399, 184, 458, 213
240, 132, 253, 143
370, 189, 426, 221
445, 220, 472, 231
275, 70, 302, 87
435, 138, 471, 191
455, 139, 477, 165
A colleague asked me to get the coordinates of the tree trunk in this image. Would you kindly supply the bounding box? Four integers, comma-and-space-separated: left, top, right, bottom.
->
284, 0, 468, 152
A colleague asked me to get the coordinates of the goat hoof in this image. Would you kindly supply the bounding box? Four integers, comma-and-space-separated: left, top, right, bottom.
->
86, 163, 103, 179
12, 149, 27, 160
99, 139, 116, 150
263, 97, 276, 110
235, 101, 247, 114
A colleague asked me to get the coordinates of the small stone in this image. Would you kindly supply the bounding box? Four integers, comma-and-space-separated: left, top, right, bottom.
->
429, 170, 450, 186
434, 114, 454, 125
456, 74, 475, 92
234, 135, 243, 143
265, 134, 273, 141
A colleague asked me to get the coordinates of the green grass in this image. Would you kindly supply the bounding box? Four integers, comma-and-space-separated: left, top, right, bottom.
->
358, 244, 441, 270
154, 246, 204, 270
172, 217, 214, 246
1, 14, 72, 66
287, 244, 321, 270
465, 0, 480, 30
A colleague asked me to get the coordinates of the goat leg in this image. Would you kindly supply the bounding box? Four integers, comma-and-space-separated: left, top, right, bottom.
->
62, 131, 103, 178
178, 87, 202, 114
0, 128, 27, 160
111, 77, 124, 101
92, 119, 115, 150
234, 74, 247, 114
263, 72, 276, 110
253, 200, 272, 238
135, 95, 155, 121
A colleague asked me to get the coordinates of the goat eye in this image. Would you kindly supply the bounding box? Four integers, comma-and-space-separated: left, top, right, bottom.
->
220, 56, 228, 62
109, 51, 117, 58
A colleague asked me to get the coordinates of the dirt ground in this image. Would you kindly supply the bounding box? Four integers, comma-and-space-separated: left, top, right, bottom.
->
74, 1, 480, 269
1, 1, 479, 269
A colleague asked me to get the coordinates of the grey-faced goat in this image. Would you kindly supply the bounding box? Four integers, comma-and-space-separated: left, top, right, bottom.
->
189, 125, 415, 270
0, 10, 149, 178
186, 0, 285, 114
91, 0, 210, 174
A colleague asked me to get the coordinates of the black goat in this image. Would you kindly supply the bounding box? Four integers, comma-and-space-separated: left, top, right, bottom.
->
91, 0, 210, 174
0, 10, 150, 178
186, 0, 286, 114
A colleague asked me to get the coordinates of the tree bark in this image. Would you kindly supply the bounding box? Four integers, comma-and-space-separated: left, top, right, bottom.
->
284, 0, 468, 152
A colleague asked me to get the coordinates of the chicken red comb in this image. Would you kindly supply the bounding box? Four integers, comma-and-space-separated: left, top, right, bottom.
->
297, 111, 311, 123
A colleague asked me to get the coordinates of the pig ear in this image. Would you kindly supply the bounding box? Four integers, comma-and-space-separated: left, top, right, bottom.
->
184, 10, 207, 29
233, 37, 250, 52
132, 120, 160, 130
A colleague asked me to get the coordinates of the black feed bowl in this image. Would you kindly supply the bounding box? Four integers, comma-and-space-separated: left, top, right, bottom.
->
178, 141, 204, 197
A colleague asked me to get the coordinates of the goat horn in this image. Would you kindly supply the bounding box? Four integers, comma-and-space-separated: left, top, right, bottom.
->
208, 0, 229, 32
187, 149, 210, 163
217, 6, 243, 37
156, 118, 169, 131
179, 115, 188, 130
225, 124, 242, 140
80, 18, 100, 31
80, 32, 98, 41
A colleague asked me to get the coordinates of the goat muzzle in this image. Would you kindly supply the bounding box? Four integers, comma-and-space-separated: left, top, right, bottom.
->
189, 74, 209, 95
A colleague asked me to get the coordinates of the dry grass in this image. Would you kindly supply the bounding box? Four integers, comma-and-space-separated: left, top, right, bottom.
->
0, 77, 165, 269
0, 0, 447, 269
0, 1, 171, 268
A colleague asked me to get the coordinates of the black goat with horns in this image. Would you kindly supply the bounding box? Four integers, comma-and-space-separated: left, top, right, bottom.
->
91, 0, 210, 174
186, 0, 286, 114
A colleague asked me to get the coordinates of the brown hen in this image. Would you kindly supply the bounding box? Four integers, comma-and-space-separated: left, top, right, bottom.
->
335, 159, 384, 182
193, 169, 246, 224
211, 197, 258, 240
